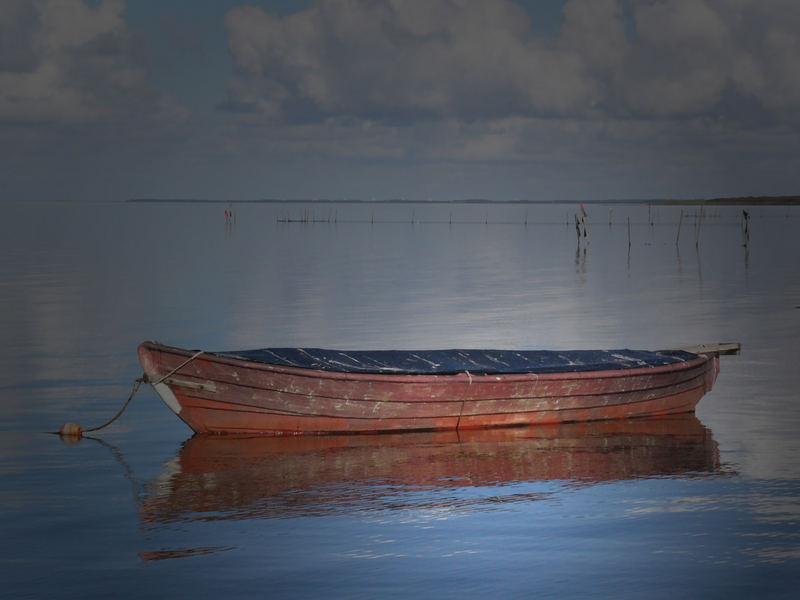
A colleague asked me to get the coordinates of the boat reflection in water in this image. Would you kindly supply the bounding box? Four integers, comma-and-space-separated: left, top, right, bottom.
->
140, 414, 720, 530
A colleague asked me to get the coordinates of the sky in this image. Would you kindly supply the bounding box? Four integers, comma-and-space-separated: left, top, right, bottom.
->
1, 0, 799, 202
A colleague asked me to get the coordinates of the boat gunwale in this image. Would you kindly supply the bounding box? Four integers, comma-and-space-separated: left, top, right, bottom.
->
140, 341, 711, 385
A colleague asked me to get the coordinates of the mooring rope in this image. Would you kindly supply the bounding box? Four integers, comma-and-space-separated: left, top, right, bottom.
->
48, 350, 205, 438
148, 350, 204, 386
81, 376, 145, 433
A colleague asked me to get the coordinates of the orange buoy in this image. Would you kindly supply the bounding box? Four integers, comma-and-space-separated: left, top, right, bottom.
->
59, 422, 83, 438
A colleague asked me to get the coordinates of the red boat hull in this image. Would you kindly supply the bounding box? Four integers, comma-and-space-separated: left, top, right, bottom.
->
137, 341, 720, 435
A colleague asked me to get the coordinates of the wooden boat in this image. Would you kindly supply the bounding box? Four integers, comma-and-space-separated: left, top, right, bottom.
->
137, 341, 739, 436
138, 341, 739, 436
138, 414, 721, 535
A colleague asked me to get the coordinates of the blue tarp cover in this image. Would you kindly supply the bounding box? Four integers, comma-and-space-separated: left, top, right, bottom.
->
216, 348, 696, 375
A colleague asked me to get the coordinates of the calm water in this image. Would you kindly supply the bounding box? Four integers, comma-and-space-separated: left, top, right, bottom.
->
1, 201, 799, 598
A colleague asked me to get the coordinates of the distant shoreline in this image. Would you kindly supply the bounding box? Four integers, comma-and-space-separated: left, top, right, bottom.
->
126, 195, 800, 206
661, 195, 800, 206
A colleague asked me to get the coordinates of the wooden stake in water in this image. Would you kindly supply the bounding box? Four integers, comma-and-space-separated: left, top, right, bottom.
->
627, 216, 631, 248
695, 207, 703, 248
743, 209, 750, 247
676, 208, 683, 246
579, 202, 588, 239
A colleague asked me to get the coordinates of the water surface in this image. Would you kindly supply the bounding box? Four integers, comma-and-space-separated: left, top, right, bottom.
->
1, 201, 798, 598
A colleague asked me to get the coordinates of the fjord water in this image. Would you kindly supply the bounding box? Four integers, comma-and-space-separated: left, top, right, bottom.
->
1, 201, 798, 598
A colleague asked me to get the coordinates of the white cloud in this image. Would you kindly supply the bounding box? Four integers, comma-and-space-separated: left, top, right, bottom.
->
222, 0, 800, 125
0, 0, 183, 126
0, 0, 40, 73
624, 0, 800, 118
559, 0, 627, 72
223, 0, 600, 122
